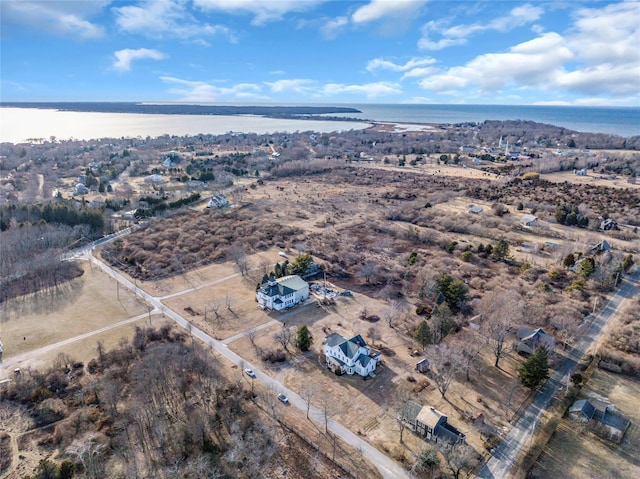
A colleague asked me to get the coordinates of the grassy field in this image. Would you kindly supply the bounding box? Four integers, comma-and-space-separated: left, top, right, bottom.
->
0, 261, 148, 374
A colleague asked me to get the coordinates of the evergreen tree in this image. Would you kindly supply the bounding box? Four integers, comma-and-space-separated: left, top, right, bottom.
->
563, 253, 576, 268
296, 325, 313, 352
290, 253, 314, 276
435, 273, 469, 310
518, 347, 549, 389
492, 239, 510, 261
413, 320, 432, 350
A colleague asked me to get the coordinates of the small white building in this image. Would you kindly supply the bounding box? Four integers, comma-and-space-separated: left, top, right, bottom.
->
323, 333, 379, 377
256, 275, 309, 311
520, 214, 539, 227
207, 194, 228, 208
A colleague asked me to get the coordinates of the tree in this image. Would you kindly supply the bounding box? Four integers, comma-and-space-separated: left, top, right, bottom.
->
300, 384, 317, 419
518, 346, 549, 389
274, 326, 292, 352
290, 253, 314, 276
440, 443, 476, 479
563, 253, 576, 268
492, 239, 510, 261
412, 446, 440, 478
295, 325, 313, 352
479, 289, 523, 368
577, 257, 595, 277
434, 273, 468, 310
430, 303, 455, 344
414, 320, 432, 351
426, 343, 460, 398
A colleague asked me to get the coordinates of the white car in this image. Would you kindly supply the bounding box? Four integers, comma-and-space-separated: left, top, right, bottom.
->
244, 368, 256, 378
277, 393, 289, 404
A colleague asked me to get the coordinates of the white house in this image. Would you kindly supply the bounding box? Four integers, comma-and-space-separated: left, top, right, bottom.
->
207, 194, 228, 208
256, 275, 309, 311
520, 214, 539, 227
323, 333, 379, 377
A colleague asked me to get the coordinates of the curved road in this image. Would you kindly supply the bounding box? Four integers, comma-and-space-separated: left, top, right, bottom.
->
86, 250, 411, 479
478, 267, 640, 479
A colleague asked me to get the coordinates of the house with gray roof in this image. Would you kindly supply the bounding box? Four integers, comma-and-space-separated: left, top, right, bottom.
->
256, 275, 309, 311
323, 332, 380, 377
401, 401, 466, 445
569, 399, 631, 443
515, 327, 556, 355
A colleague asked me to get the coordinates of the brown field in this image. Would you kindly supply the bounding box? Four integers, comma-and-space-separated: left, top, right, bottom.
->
540, 170, 640, 190
0, 261, 148, 374
531, 368, 640, 479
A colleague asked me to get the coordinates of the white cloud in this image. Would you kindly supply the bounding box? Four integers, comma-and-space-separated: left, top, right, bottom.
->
320, 81, 402, 99
113, 49, 166, 72
366, 56, 436, 73
264, 79, 316, 94
320, 16, 348, 39
419, 3, 544, 50
419, 33, 573, 92
417, 1, 640, 104
194, 0, 324, 25
401, 67, 437, 80
351, 0, 428, 24
161, 76, 266, 102
114, 0, 235, 41
2, 0, 106, 39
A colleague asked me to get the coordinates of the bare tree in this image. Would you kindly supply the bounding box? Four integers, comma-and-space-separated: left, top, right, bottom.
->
394, 386, 413, 443
426, 343, 461, 399
300, 384, 317, 419
208, 298, 222, 322
247, 327, 258, 348
273, 325, 293, 353
366, 326, 379, 347
358, 261, 379, 284
551, 311, 580, 350
66, 432, 108, 479
454, 331, 483, 381
382, 299, 402, 328
479, 289, 523, 368
440, 443, 476, 479
225, 294, 235, 313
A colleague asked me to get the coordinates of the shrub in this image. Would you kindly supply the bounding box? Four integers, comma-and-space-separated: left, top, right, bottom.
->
520, 262, 531, 273
461, 251, 473, 262
522, 172, 540, 180
445, 241, 458, 254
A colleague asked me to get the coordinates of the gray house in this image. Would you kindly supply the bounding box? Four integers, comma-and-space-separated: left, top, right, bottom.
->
515, 328, 556, 355
569, 399, 631, 443
401, 401, 466, 445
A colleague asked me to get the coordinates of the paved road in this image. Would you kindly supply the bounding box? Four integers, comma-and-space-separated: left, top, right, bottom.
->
85, 251, 411, 479
478, 267, 640, 479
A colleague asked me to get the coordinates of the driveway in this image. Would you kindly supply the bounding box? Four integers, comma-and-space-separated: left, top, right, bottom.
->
477, 267, 640, 478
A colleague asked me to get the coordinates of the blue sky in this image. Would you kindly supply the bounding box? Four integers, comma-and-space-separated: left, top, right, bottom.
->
1, 0, 639, 105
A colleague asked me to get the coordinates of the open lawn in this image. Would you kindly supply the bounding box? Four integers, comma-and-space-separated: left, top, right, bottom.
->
0, 261, 147, 375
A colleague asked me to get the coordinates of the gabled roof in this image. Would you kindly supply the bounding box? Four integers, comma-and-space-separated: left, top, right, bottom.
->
591, 240, 611, 252
517, 327, 549, 341
417, 406, 446, 429
325, 333, 369, 361
521, 214, 538, 224
570, 399, 596, 419
259, 275, 308, 298
403, 401, 423, 423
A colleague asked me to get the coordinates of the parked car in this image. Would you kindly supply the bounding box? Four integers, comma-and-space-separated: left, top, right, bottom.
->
277, 393, 289, 404
244, 368, 256, 378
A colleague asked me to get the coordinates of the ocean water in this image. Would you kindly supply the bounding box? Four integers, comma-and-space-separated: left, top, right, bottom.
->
1, 103, 638, 144
0, 107, 369, 144
338, 104, 640, 138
